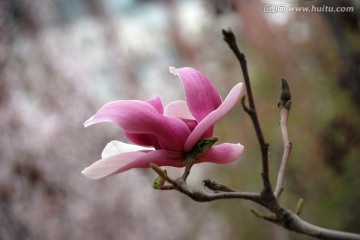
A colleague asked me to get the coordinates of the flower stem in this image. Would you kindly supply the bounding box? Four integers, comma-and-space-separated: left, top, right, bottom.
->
182, 153, 196, 181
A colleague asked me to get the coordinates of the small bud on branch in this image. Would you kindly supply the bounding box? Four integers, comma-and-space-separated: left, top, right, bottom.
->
295, 198, 304, 215
150, 163, 169, 181
278, 79, 292, 110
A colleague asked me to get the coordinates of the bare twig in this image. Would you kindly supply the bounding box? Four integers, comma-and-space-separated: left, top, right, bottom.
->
284, 211, 360, 240
222, 27, 271, 190
151, 163, 261, 202
203, 179, 239, 192
173, 177, 262, 203
274, 79, 293, 198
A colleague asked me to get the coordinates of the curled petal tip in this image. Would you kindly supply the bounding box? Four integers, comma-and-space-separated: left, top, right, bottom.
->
169, 66, 178, 76
235, 82, 244, 92
84, 116, 95, 127
237, 143, 245, 151
81, 167, 99, 179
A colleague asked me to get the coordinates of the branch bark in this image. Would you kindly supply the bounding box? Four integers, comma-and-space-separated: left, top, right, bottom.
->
284, 211, 360, 240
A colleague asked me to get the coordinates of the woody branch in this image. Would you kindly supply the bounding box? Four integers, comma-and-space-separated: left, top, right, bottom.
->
150, 28, 360, 240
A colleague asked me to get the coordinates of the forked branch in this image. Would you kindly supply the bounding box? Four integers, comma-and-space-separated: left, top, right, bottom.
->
150, 29, 360, 240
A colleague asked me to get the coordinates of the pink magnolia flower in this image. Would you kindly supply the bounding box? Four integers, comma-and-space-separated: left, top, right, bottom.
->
82, 67, 244, 179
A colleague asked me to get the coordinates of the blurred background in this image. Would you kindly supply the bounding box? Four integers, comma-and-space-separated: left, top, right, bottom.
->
1, 0, 359, 239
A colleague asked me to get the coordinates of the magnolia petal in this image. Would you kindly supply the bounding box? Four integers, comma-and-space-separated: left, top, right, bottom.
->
110, 150, 184, 175
123, 131, 162, 149
81, 151, 148, 179
146, 96, 164, 114
184, 83, 243, 151
164, 100, 195, 119
101, 140, 154, 158
115, 97, 164, 148
180, 119, 198, 132
81, 150, 184, 179
84, 100, 190, 151
196, 143, 244, 164
164, 100, 198, 132
169, 67, 222, 122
